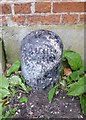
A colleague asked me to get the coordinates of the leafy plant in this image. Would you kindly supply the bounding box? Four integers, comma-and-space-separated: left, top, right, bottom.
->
67, 76, 86, 96
48, 50, 86, 115
0, 60, 31, 120
80, 95, 86, 115
20, 96, 28, 103
63, 50, 83, 70
48, 84, 59, 103
0, 75, 10, 99
6, 60, 21, 77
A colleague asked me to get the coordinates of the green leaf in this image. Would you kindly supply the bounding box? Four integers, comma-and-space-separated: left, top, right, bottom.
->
80, 95, 86, 115
19, 83, 29, 93
0, 88, 10, 99
0, 75, 9, 89
0, 75, 10, 99
69, 71, 80, 81
67, 76, 86, 96
9, 75, 29, 93
0, 103, 2, 115
9, 75, 21, 86
63, 50, 83, 70
48, 84, 59, 103
0, 103, 2, 120
20, 96, 28, 103
2, 110, 10, 119
20, 75, 26, 84
6, 60, 21, 77
70, 67, 85, 80
66, 67, 85, 83
9, 108, 17, 117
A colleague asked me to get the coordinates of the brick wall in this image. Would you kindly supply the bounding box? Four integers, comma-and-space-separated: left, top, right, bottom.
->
0, 0, 86, 26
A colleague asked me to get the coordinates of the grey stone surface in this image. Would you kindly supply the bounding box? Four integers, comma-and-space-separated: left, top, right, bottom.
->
2, 24, 85, 64
21, 30, 63, 89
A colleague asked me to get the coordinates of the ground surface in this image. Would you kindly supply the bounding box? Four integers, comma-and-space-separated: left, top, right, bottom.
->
10, 89, 86, 119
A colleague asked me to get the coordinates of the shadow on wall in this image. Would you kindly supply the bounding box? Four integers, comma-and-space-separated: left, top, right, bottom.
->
0, 38, 6, 72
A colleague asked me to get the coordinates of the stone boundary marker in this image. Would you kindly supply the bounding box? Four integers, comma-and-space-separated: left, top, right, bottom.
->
21, 30, 63, 89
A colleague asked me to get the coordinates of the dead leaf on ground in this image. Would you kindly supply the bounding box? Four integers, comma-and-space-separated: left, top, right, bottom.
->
64, 67, 72, 76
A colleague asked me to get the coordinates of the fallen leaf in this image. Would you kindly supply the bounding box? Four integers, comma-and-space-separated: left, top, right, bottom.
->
64, 67, 72, 76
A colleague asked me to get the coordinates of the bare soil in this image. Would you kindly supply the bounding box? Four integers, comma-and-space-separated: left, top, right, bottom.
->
10, 89, 86, 119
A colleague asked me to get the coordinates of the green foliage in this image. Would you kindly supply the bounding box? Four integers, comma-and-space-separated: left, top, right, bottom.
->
0, 75, 9, 89
2, 107, 17, 119
63, 50, 83, 70
0, 104, 2, 120
0, 60, 31, 120
48, 50, 86, 115
63, 50, 86, 115
0, 75, 10, 99
20, 96, 28, 103
67, 76, 86, 96
6, 60, 21, 77
9, 75, 29, 93
80, 95, 86, 115
66, 67, 85, 83
48, 84, 59, 103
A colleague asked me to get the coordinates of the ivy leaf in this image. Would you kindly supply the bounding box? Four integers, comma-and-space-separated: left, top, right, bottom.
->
6, 60, 21, 77
48, 84, 59, 103
67, 76, 86, 96
63, 50, 82, 70
80, 95, 86, 115
20, 96, 28, 103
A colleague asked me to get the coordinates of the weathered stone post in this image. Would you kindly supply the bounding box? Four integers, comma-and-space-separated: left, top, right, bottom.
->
21, 30, 63, 90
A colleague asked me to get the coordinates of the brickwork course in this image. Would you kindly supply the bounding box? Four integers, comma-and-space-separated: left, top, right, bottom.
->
0, 0, 86, 26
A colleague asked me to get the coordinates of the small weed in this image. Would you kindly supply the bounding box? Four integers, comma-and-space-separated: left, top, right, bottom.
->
20, 96, 28, 103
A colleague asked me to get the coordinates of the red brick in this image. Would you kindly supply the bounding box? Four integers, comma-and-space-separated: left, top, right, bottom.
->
11, 16, 26, 25
0, 16, 7, 26
62, 14, 78, 24
2, 16, 7, 26
27, 15, 60, 25
80, 14, 86, 23
14, 3, 31, 14
0, 4, 11, 14
53, 2, 85, 13
35, 2, 51, 13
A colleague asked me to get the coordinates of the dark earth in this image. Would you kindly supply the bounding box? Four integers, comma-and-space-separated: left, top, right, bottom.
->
10, 89, 86, 119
